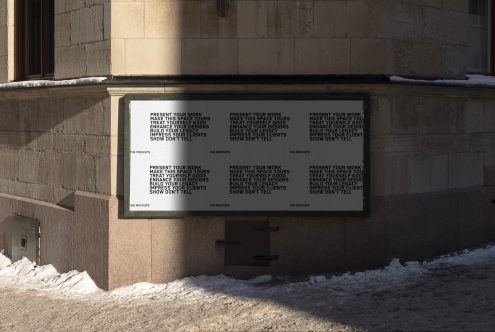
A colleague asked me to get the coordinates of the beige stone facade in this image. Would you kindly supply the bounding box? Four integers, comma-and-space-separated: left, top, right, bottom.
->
0, 0, 472, 82
0, 0, 494, 290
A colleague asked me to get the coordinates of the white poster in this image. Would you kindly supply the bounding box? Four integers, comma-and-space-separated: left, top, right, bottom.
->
125, 96, 367, 216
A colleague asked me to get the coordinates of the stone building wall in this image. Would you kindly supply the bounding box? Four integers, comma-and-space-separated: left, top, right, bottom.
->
0, 80, 493, 289
0, 0, 474, 81
54, 0, 111, 79
0, 87, 112, 207
110, 0, 469, 78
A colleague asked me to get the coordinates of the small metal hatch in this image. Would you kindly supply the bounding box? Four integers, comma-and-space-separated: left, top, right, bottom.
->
10, 214, 40, 264
217, 219, 278, 266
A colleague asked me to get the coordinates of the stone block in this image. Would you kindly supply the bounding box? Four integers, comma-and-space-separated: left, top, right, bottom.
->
346, 0, 370, 37
484, 165, 495, 186
145, 0, 200, 38
26, 182, 54, 202
468, 133, 495, 153
0, 100, 20, 131
108, 197, 151, 289
95, 156, 111, 194
313, 0, 347, 37
457, 189, 493, 248
70, 5, 104, 45
54, 44, 86, 79
448, 152, 483, 189
420, 0, 443, 8
464, 99, 484, 133
73, 191, 110, 289
351, 39, 387, 74
103, 2, 110, 40
442, 0, 468, 13
84, 136, 110, 156
236, 0, 257, 37
422, 7, 466, 45
37, 152, 55, 186
371, 152, 410, 196
420, 134, 468, 154
344, 204, 388, 270
28, 133, 54, 151
63, 97, 107, 135
482, 100, 495, 133
37, 98, 65, 133
390, 96, 421, 134
125, 39, 181, 75
18, 149, 40, 183
409, 154, 448, 193
182, 38, 237, 74
443, 44, 466, 78
238, 38, 294, 74
110, 38, 126, 75
371, 135, 422, 153
421, 96, 464, 134
384, 191, 459, 261
0, 149, 17, 180
392, 41, 444, 77
256, 0, 313, 37
111, 2, 144, 39
63, 154, 96, 192
151, 217, 224, 283
0, 132, 29, 149
295, 38, 350, 74
86, 41, 111, 76
0, 27, 7, 56
55, 0, 84, 14
0, 55, 7, 84
54, 12, 71, 48
200, 0, 237, 38
53, 134, 85, 153
370, 96, 391, 136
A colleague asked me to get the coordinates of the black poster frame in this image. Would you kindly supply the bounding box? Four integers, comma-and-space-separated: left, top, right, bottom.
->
123, 93, 370, 218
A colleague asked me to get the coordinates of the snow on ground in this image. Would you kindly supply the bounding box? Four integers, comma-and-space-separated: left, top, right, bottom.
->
0, 245, 494, 303
1, 245, 495, 330
390, 74, 495, 87
0, 77, 108, 89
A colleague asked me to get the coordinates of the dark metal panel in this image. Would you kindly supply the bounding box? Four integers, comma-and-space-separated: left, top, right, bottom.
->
10, 214, 40, 264
220, 219, 277, 266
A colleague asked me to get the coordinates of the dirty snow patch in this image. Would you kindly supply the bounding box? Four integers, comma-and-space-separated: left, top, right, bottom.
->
0, 77, 108, 89
1, 245, 495, 302
390, 74, 495, 87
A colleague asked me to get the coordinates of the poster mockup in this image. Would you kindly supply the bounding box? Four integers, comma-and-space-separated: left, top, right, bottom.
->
124, 94, 369, 217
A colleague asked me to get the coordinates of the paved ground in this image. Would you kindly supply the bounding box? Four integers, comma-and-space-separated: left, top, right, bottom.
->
1, 251, 495, 331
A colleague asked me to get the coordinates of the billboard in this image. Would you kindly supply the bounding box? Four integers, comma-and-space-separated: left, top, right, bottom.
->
124, 93, 369, 217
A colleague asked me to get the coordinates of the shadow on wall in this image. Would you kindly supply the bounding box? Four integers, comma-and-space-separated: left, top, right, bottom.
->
0, 94, 108, 207
0, 93, 108, 274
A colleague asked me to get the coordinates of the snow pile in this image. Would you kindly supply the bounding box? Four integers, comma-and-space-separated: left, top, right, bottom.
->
390, 74, 495, 87
323, 259, 423, 289
0, 245, 495, 301
0, 251, 11, 268
0, 256, 101, 298
0, 77, 108, 89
